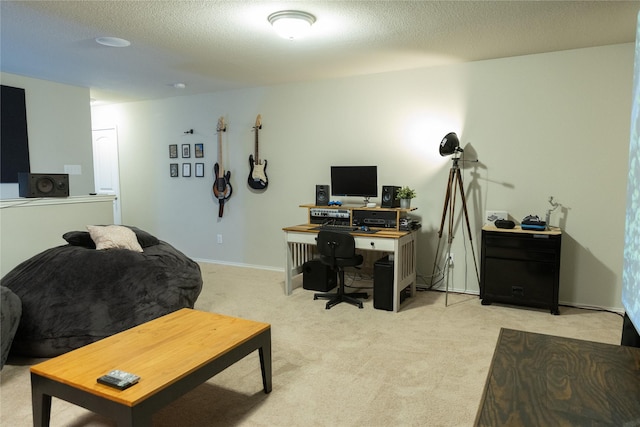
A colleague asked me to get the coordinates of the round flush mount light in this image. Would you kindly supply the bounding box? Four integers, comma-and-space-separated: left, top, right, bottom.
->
268, 10, 316, 40
172, 83, 186, 89
95, 37, 131, 47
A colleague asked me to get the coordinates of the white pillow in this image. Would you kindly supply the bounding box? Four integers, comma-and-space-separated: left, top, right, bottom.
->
86, 225, 143, 252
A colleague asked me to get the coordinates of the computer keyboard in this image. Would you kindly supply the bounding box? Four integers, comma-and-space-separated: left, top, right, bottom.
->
313, 224, 358, 232
313, 224, 378, 234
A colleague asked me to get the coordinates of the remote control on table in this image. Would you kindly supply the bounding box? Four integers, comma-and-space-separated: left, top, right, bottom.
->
97, 370, 140, 390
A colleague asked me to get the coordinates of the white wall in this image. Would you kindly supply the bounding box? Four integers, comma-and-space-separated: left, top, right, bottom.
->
92, 43, 634, 311
0, 72, 95, 198
0, 196, 115, 276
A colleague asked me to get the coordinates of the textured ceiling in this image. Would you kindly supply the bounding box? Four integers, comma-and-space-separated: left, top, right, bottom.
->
1, 1, 638, 104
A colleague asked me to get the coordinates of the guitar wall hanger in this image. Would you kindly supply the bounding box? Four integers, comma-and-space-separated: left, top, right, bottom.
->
184, 129, 193, 134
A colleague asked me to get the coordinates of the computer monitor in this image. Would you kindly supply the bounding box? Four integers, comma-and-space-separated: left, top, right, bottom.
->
330, 166, 377, 204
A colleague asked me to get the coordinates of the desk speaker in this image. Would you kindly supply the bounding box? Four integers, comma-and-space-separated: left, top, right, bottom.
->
381, 185, 400, 208
315, 184, 329, 206
18, 173, 69, 198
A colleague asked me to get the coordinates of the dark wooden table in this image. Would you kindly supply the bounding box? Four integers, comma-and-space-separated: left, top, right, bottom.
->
475, 328, 640, 426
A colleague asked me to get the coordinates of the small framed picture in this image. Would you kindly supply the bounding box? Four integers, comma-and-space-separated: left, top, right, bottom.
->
195, 143, 204, 158
182, 163, 191, 177
170, 163, 179, 177
182, 144, 190, 158
169, 144, 178, 158
195, 163, 205, 177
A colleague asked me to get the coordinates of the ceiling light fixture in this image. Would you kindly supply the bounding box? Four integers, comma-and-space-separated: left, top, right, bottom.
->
268, 10, 316, 40
95, 37, 131, 47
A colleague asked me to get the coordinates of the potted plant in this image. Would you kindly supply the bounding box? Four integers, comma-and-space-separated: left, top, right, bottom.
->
396, 186, 416, 209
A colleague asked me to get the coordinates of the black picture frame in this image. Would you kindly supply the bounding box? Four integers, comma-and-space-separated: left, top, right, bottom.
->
170, 163, 178, 177
195, 143, 204, 158
182, 163, 191, 177
182, 144, 190, 158
195, 163, 204, 177
169, 144, 178, 158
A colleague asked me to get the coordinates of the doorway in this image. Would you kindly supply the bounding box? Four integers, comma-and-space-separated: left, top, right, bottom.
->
92, 127, 122, 224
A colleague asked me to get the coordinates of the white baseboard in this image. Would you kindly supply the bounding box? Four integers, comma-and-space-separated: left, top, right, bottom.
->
192, 257, 284, 273
557, 300, 624, 315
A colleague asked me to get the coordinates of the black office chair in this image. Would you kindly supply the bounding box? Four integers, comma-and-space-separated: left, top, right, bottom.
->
313, 230, 368, 309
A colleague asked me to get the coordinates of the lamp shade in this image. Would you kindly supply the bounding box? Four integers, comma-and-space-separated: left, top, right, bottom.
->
439, 132, 462, 156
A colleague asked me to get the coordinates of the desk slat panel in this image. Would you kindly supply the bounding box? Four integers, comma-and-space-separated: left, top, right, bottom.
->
292, 242, 315, 269
399, 236, 415, 281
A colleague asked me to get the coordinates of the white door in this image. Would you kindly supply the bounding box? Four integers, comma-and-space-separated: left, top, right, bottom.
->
92, 128, 122, 224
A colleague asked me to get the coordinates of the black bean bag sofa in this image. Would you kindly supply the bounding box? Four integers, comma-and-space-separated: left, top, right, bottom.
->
1, 286, 21, 368
1, 226, 202, 358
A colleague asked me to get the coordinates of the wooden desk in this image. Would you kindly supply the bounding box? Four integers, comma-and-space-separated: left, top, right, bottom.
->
283, 224, 417, 312
30, 309, 271, 427
475, 328, 640, 426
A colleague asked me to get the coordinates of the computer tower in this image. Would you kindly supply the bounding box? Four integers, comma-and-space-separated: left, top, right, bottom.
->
374, 256, 394, 310
302, 259, 336, 292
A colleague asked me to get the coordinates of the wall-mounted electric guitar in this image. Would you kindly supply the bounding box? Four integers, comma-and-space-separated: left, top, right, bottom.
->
213, 116, 232, 217
248, 114, 268, 190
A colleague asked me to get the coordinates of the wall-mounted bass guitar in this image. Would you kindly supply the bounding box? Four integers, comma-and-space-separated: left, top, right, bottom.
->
213, 116, 232, 217
248, 114, 268, 190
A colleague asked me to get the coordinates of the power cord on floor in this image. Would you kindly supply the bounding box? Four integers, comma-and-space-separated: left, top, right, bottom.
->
344, 270, 374, 290
416, 261, 447, 291
558, 304, 624, 318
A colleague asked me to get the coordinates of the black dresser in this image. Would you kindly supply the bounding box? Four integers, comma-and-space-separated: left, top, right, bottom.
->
480, 224, 562, 315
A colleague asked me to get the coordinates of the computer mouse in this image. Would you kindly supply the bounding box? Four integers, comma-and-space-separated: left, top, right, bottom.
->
360, 225, 370, 232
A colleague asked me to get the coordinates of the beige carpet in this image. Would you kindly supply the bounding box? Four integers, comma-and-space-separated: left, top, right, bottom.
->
0, 263, 623, 426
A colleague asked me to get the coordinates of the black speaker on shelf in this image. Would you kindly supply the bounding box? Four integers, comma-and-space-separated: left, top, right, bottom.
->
302, 260, 336, 292
315, 184, 329, 206
381, 185, 401, 208
18, 173, 69, 198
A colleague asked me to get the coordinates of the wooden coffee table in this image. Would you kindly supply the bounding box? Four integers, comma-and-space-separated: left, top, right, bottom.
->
30, 308, 271, 427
